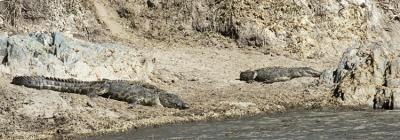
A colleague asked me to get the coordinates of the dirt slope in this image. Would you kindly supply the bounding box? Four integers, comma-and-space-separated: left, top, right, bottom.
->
1, 0, 399, 58
91, 0, 132, 41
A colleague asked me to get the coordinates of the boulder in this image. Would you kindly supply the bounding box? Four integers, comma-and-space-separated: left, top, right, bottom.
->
328, 42, 400, 109
0, 32, 154, 81
0, 34, 7, 63
318, 68, 336, 85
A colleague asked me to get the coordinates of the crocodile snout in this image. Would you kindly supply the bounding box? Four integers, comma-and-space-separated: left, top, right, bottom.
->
181, 103, 190, 109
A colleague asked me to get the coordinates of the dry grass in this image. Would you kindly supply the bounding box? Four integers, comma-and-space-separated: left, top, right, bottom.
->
0, 0, 22, 26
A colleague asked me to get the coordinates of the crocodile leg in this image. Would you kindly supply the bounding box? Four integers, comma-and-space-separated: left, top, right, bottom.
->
246, 80, 255, 83
88, 89, 98, 98
143, 96, 162, 107
127, 96, 139, 109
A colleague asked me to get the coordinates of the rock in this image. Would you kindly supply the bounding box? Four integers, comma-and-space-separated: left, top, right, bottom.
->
52, 32, 65, 47
0, 32, 154, 81
67, 61, 92, 78
318, 68, 336, 85
0, 16, 3, 26
30, 32, 52, 46
0, 34, 7, 63
6, 35, 45, 70
329, 42, 400, 109
386, 58, 400, 87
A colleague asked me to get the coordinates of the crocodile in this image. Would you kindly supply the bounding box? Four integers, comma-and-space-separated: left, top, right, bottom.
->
240, 67, 321, 83
11, 76, 189, 109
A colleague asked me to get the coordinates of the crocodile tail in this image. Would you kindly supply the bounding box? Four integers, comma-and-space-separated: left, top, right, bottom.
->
11, 76, 96, 94
12, 76, 57, 90
11, 76, 43, 88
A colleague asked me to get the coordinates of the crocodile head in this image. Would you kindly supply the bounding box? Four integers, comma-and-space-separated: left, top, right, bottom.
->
239, 70, 257, 81
159, 93, 189, 110
299, 67, 321, 77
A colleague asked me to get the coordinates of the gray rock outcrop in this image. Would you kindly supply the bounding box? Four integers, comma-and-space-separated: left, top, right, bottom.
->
0, 32, 154, 81
326, 43, 400, 109
0, 33, 7, 63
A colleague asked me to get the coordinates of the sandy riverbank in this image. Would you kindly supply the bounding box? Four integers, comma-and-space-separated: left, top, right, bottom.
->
0, 46, 344, 139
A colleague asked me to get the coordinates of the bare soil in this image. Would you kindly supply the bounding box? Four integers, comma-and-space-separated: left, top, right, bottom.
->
0, 45, 343, 139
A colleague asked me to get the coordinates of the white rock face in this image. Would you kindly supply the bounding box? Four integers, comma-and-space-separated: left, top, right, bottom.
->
0, 32, 154, 81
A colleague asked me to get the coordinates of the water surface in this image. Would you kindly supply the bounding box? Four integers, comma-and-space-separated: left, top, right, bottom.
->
87, 110, 400, 140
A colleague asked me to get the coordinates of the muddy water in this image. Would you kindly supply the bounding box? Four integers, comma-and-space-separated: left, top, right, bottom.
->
87, 111, 400, 140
